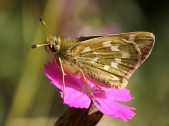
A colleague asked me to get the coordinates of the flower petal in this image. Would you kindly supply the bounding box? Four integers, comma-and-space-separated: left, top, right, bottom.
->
44, 62, 62, 89
63, 86, 91, 108
45, 61, 91, 108
94, 96, 135, 122
104, 87, 134, 102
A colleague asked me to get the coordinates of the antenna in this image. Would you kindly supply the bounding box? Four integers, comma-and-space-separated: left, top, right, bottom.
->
39, 17, 52, 36
31, 43, 49, 48
31, 17, 52, 49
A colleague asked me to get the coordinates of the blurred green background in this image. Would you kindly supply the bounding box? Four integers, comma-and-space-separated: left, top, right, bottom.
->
1, 0, 169, 126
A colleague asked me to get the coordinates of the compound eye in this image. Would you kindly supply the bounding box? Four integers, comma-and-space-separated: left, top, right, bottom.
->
49, 43, 58, 52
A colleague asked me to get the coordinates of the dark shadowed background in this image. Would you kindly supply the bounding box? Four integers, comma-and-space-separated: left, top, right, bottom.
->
0, 0, 169, 126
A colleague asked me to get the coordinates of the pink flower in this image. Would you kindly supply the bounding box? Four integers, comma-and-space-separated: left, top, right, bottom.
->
44, 61, 136, 122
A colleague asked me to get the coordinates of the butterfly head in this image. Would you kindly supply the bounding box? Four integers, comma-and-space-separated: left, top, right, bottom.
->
31, 35, 61, 60
45, 35, 61, 53
31, 18, 62, 57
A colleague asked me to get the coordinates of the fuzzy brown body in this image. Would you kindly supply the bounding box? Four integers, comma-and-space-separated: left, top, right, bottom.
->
45, 32, 155, 88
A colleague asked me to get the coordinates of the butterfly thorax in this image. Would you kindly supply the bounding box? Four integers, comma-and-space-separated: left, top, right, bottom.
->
44, 35, 80, 73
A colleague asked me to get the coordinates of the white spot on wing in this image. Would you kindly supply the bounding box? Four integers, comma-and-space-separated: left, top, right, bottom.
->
90, 58, 99, 64
112, 75, 120, 80
122, 52, 130, 58
111, 46, 120, 51
114, 58, 121, 63
111, 62, 118, 69
81, 46, 91, 53
93, 52, 99, 54
103, 65, 110, 70
93, 52, 101, 58
103, 41, 112, 47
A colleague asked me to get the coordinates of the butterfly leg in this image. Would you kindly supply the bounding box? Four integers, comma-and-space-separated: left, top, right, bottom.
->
58, 57, 66, 98
78, 69, 101, 105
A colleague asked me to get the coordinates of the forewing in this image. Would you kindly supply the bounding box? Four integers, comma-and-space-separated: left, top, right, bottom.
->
68, 32, 155, 88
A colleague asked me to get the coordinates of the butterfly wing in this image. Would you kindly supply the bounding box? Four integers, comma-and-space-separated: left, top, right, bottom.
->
67, 32, 155, 88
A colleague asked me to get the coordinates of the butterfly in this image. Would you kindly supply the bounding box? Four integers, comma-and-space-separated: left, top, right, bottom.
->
32, 18, 155, 90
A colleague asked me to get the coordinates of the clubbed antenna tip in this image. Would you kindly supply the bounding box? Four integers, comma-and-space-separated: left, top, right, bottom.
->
39, 17, 43, 23
31, 44, 38, 48
39, 17, 51, 35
